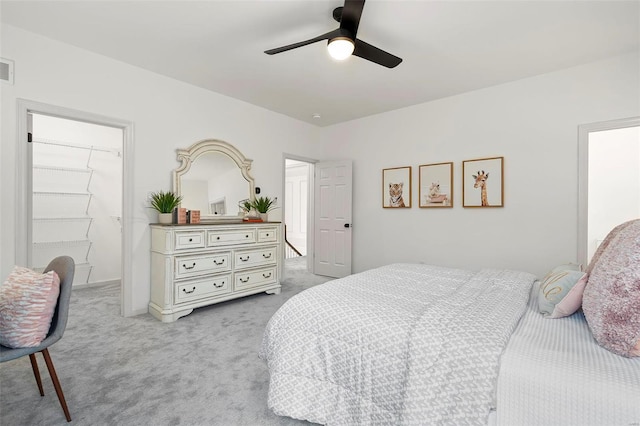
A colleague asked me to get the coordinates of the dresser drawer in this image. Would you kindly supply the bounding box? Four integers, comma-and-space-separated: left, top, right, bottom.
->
234, 246, 277, 269
175, 274, 231, 304
174, 252, 230, 279
234, 267, 277, 291
174, 231, 205, 250
207, 229, 256, 246
257, 227, 278, 243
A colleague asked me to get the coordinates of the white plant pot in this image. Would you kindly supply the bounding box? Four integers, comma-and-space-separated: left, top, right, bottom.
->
259, 213, 268, 222
158, 212, 173, 224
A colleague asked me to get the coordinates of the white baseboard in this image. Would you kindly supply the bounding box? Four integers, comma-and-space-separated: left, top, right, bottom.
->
73, 279, 120, 289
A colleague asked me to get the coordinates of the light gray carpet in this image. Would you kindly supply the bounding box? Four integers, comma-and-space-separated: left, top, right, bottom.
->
0, 257, 331, 425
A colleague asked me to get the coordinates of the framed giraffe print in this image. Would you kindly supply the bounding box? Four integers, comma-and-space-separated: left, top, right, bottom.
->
462, 157, 504, 207
382, 166, 412, 208
419, 162, 453, 208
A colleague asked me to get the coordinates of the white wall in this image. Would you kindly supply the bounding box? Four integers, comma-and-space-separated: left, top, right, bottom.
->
320, 53, 640, 278
1, 25, 322, 315
588, 126, 640, 261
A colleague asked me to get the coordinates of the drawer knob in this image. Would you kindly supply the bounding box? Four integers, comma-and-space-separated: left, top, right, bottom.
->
182, 286, 196, 294
266, 233, 270, 237
216, 236, 221, 240
245, 234, 249, 238
189, 238, 193, 242
213, 259, 225, 265
240, 256, 250, 262
239, 277, 250, 283
213, 281, 225, 288
182, 262, 196, 270
263, 272, 272, 279
263, 253, 272, 259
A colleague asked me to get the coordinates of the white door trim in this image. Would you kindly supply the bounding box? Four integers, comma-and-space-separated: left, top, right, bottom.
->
16, 99, 135, 317
577, 115, 640, 266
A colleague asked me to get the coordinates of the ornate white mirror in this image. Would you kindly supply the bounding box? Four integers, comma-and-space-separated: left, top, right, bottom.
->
173, 139, 255, 222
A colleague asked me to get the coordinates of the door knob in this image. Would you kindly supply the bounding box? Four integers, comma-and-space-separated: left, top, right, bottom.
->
344, 223, 352, 228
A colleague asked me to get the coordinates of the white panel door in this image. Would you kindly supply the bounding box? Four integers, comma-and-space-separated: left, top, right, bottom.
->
313, 160, 352, 278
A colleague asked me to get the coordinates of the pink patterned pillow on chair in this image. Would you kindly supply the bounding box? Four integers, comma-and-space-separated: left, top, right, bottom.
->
0, 266, 61, 348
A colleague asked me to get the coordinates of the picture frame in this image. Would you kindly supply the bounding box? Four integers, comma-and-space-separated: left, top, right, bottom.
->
419, 162, 453, 208
382, 166, 411, 208
462, 156, 504, 207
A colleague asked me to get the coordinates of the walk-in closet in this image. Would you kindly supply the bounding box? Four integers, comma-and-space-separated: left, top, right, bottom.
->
30, 114, 123, 287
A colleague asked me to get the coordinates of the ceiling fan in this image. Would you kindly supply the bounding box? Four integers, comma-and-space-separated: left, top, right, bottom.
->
264, 0, 402, 68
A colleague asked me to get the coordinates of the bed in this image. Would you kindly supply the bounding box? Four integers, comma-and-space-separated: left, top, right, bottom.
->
260, 223, 640, 425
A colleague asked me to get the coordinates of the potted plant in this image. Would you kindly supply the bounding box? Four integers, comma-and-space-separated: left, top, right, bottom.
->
150, 190, 182, 224
251, 196, 277, 221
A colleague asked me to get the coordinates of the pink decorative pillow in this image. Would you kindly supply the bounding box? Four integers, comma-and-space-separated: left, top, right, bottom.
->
585, 220, 635, 276
0, 266, 61, 348
583, 219, 640, 357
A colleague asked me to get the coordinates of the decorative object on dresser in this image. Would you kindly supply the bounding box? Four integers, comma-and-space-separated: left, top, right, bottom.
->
251, 196, 277, 222
149, 222, 283, 322
150, 190, 183, 224
173, 139, 255, 223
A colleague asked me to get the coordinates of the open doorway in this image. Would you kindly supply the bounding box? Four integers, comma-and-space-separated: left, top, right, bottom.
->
29, 113, 123, 288
578, 117, 640, 266
284, 158, 311, 261
17, 100, 134, 316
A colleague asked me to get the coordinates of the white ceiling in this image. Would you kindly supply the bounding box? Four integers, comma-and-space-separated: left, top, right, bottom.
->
2, 1, 638, 126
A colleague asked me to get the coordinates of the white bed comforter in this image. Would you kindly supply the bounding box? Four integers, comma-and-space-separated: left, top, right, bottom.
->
259, 263, 536, 425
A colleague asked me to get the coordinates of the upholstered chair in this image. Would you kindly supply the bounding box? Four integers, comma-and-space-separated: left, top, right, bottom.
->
0, 256, 75, 422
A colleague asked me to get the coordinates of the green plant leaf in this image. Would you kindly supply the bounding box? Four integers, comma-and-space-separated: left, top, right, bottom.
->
149, 191, 183, 213
251, 196, 276, 213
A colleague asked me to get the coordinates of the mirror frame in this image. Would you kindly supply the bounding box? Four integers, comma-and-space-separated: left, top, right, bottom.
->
173, 139, 255, 221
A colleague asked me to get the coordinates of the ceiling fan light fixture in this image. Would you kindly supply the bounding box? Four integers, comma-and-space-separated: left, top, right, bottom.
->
327, 37, 355, 60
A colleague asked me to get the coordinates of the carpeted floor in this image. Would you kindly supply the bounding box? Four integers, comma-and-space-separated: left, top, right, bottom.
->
0, 257, 331, 426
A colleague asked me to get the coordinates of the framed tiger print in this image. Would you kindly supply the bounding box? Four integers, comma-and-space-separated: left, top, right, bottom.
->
382, 166, 412, 208
419, 162, 453, 208
462, 156, 504, 207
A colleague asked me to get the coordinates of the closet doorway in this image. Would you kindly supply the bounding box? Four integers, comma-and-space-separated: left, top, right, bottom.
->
578, 116, 640, 266
16, 100, 134, 316
29, 113, 123, 288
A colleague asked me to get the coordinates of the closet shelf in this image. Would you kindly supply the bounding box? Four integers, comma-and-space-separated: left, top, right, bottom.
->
33, 191, 92, 197
33, 165, 92, 174
33, 216, 92, 221
33, 240, 92, 247
32, 137, 120, 156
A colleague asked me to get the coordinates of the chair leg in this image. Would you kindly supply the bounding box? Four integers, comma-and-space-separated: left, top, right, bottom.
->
28, 353, 45, 396
41, 348, 71, 422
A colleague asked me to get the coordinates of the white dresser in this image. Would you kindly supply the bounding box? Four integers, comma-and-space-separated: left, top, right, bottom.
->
149, 222, 283, 322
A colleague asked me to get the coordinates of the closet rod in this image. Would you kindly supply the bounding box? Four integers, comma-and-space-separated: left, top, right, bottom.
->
32, 137, 120, 155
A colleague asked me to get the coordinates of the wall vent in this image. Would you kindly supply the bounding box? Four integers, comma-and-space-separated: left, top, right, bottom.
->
1, 58, 15, 84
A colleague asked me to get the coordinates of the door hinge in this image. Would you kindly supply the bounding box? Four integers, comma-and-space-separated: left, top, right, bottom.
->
27, 132, 32, 143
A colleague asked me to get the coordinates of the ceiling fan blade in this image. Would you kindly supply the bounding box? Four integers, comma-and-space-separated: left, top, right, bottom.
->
339, 0, 365, 37
265, 29, 341, 55
353, 38, 402, 68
